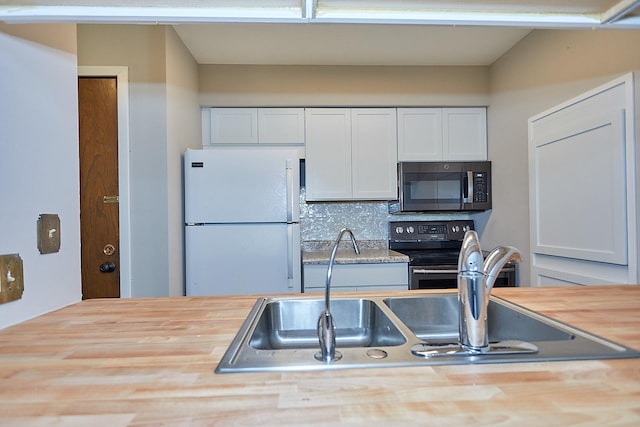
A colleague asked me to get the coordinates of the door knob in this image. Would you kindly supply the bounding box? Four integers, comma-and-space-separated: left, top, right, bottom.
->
99, 261, 116, 273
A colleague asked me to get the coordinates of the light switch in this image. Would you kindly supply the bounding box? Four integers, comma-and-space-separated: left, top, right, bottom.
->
37, 214, 61, 254
0, 253, 24, 304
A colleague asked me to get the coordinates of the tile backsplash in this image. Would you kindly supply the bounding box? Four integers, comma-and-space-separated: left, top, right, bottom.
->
299, 187, 475, 242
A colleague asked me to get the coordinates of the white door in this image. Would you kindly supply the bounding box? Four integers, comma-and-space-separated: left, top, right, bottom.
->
185, 223, 301, 296
258, 108, 305, 144
184, 149, 299, 224
530, 110, 627, 265
305, 108, 352, 200
397, 108, 443, 161
442, 108, 487, 161
351, 108, 398, 199
209, 108, 258, 144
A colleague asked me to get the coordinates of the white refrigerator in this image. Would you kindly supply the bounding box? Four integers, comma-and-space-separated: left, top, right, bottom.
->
184, 148, 301, 296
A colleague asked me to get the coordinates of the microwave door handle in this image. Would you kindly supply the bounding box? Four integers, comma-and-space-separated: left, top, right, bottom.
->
463, 170, 473, 204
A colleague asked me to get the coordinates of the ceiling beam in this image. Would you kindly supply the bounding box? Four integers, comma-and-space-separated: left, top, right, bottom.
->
601, 0, 640, 25
0, 2, 639, 28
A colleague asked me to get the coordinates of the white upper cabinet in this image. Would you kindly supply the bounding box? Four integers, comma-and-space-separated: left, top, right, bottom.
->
209, 108, 258, 144
305, 108, 397, 201
397, 108, 442, 160
205, 107, 304, 145
257, 108, 305, 144
397, 107, 487, 161
305, 109, 352, 200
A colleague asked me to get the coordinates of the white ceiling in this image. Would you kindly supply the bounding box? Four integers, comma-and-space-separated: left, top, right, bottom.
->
2, 0, 639, 66
173, 23, 532, 66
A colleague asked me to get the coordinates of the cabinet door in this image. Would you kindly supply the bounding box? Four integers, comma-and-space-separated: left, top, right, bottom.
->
530, 110, 626, 265
305, 108, 352, 200
397, 108, 442, 161
442, 108, 487, 160
351, 108, 398, 200
209, 108, 258, 144
258, 108, 305, 144
303, 263, 408, 292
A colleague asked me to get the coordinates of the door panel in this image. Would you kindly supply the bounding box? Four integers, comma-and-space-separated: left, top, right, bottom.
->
78, 77, 120, 299
530, 110, 626, 265
185, 224, 301, 296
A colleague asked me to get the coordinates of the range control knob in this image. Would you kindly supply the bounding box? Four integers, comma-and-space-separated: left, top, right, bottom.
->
395, 226, 404, 234
407, 226, 414, 234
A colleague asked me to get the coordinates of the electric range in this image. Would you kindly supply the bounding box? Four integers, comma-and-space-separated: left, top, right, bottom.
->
389, 220, 516, 290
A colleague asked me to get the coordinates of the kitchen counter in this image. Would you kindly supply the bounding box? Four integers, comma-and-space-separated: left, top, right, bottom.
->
302, 239, 409, 264
1, 286, 639, 425
303, 248, 409, 264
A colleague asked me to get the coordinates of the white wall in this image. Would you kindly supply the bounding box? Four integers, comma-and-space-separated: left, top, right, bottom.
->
487, 29, 640, 285
165, 26, 201, 296
0, 23, 81, 328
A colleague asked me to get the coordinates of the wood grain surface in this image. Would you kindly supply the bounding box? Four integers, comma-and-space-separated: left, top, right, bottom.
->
0, 286, 639, 426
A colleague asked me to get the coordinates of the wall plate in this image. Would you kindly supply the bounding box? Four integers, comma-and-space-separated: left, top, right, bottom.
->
37, 213, 61, 254
0, 253, 24, 304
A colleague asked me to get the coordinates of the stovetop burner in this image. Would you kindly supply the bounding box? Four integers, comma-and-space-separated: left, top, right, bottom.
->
389, 220, 475, 266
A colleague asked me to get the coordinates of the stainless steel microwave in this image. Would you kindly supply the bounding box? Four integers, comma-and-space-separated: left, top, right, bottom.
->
389, 161, 492, 213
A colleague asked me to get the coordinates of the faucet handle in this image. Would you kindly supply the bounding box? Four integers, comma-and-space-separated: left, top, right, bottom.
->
458, 230, 484, 272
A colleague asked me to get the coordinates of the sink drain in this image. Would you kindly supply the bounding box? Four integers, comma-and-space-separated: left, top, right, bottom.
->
366, 349, 388, 359
314, 350, 343, 362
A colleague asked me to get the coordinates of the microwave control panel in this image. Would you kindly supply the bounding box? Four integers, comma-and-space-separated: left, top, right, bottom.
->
473, 172, 488, 203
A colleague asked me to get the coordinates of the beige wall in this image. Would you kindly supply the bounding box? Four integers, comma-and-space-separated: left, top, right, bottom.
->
78, 24, 201, 297
199, 65, 490, 107
165, 26, 201, 296
78, 24, 170, 297
487, 29, 640, 285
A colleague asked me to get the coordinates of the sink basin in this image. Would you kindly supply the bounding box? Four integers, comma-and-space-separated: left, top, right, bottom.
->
383, 295, 573, 343
216, 292, 640, 373
249, 298, 405, 350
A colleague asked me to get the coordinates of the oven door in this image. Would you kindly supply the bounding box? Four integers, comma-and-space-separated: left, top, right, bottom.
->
409, 265, 516, 290
409, 265, 459, 290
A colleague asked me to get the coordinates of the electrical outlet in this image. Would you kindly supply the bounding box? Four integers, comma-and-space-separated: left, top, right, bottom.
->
0, 253, 24, 304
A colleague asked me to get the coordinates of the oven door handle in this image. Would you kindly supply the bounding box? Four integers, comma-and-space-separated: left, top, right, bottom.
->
413, 269, 459, 274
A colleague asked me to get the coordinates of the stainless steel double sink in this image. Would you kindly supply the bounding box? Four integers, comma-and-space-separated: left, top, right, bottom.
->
216, 292, 640, 373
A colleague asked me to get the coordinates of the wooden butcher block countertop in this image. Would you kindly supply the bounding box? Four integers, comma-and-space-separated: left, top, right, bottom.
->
1, 286, 639, 426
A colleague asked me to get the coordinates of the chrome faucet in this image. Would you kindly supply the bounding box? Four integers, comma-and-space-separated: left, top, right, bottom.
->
457, 231, 521, 353
316, 228, 360, 363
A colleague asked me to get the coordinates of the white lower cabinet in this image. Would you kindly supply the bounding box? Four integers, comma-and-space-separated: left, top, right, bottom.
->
303, 263, 408, 293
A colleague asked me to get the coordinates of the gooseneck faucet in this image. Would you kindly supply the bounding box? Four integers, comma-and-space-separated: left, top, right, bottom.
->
458, 231, 521, 352
316, 228, 360, 363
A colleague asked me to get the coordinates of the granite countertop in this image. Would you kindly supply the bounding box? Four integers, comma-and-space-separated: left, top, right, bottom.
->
302, 240, 409, 264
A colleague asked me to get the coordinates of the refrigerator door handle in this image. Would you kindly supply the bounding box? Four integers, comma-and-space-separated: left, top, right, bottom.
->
286, 159, 293, 223
287, 224, 294, 287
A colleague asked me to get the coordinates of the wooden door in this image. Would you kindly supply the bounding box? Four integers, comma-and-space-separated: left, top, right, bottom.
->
78, 77, 120, 299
